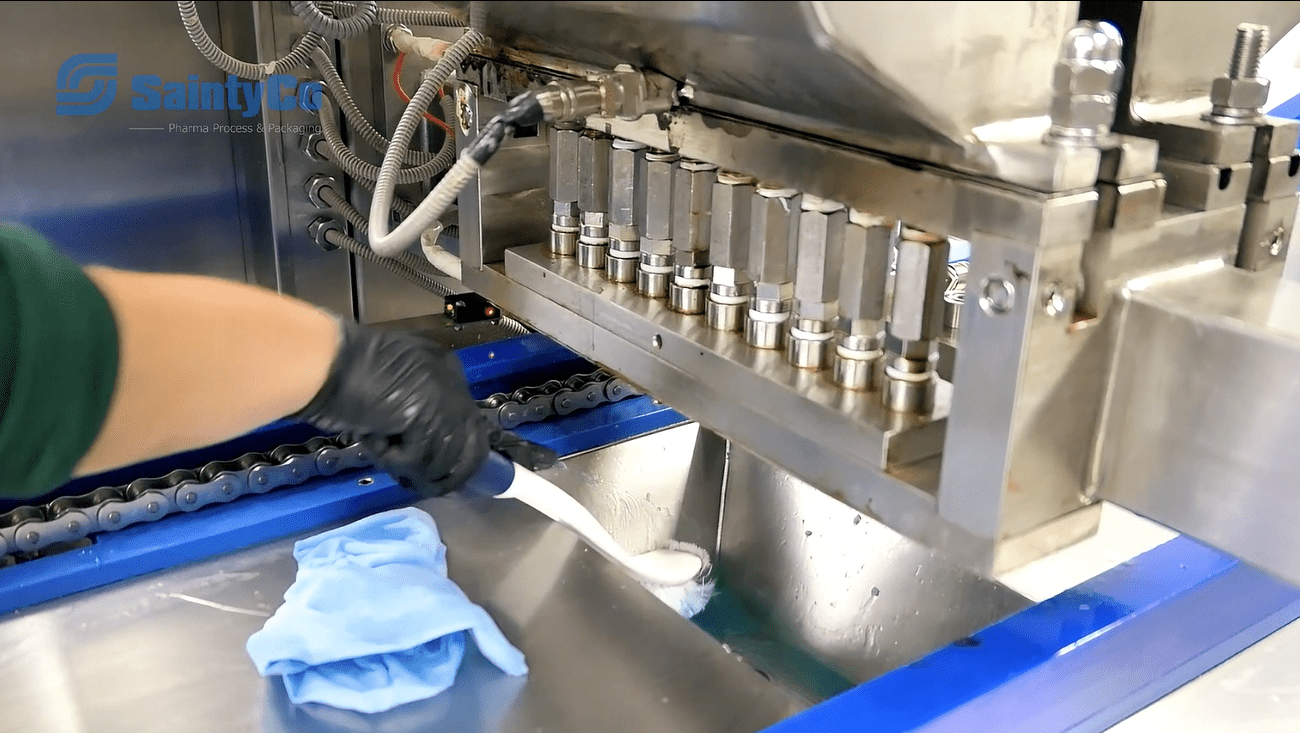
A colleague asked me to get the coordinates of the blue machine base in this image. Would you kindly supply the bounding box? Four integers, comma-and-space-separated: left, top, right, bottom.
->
765, 535, 1300, 733
0, 334, 684, 616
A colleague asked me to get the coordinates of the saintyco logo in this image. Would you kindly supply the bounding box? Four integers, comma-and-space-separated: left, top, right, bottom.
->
55, 53, 323, 117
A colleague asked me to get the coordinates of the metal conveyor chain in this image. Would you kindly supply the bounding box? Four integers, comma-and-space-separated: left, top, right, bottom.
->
0, 370, 641, 563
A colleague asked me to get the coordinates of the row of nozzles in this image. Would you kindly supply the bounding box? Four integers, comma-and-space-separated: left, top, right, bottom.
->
546, 126, 955, 413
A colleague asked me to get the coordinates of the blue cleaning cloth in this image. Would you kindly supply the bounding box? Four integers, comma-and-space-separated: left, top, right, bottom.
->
246, 507, 528, 713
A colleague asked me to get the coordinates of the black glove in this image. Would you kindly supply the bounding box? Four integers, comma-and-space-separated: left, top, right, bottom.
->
294, 320, 557, 497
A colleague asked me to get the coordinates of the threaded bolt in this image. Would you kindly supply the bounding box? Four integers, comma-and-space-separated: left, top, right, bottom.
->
1229, 24, 1268, 79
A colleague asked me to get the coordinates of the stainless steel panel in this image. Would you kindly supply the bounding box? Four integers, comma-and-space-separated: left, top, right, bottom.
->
481, 1, 1078, 174
250, 0, 354, 316
1082, 205, 1245, 317
1099, 264, 1300, 588
718, 447, 1032, 689
0, 432, 804, 733
1127, 2, 1300, 117
0, 2, 260, 280
459, 87, 552, 269
337, 21, 447, 323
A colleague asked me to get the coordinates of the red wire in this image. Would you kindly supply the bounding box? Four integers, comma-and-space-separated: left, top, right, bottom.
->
392, 52, 454, 137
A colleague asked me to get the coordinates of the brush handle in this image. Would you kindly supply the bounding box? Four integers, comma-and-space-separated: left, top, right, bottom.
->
459, 450, 517, 497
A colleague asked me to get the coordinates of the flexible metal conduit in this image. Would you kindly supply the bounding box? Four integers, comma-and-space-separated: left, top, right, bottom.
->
311, 47, 436, 165
332, 1, 465, 27
367, 29, 487, 256
316, 94, 457, 183
289, 0, 377, 39
177, 1, 323, 79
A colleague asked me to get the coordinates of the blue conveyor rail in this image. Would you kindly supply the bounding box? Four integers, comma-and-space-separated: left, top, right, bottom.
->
0, 334, 684, 615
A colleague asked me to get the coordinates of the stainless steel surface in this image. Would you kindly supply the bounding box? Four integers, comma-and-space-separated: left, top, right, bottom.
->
480, 1, 1081, 179
576, 131, 611, 255
718, 446, 1032, 690
0, 428, 807, 733
708, 172, 757, 331
0, 421, 1055, 731
1098, 264, 1300, 589
1157, 158, 1252, 211
338, 27, 447, 324
1124, 2, 1300, 123
0, 2, 261, 281
483, 245, 965, 546
1207, 24, 1271, 124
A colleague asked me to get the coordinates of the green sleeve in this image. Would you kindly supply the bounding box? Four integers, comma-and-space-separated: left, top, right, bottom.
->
0, 224, 120, 499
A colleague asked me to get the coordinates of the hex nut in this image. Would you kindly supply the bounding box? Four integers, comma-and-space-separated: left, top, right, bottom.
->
712, 266, 749, 287
1050, 94, 1115, 131
304, 174, 339, 209
1210, 76, 1270, 111
300, 131, 329, 163
308, 217, 344, 252
795, 301, 837, 321
1052, 61, 1121, 96
753, 281, 793, 301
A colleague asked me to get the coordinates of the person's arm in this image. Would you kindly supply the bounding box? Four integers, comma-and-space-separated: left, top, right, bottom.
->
0, 223, 554, 501
76, 267, 341, 476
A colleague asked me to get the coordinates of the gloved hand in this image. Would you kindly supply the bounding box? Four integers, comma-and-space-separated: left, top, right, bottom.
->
293, 320, 557, 497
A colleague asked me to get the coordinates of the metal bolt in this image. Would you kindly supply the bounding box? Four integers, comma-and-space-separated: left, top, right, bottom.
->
222, 483, 234, 494
652, 334, 663, 349
107, 511, 121, 524
456, 86, 473, 134
67, 521, 80, 533
1229, 24, 1268, 79
185, 492, 197, 504
979, 277, 1017, 315
1266, 226, 1286, 256
25, 532, 38, 545
1043, 284, 1071, 318
147, 501, 160, 513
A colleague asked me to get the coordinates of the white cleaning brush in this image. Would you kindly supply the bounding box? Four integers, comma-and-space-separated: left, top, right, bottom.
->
640, 540, 716, 619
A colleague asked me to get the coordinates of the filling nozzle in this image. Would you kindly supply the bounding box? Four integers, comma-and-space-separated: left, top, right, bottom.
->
668, 160, 719, 315
707, 172, 757, 331
787, 195, 847, 370
577, 131, 613, 269
607, 139, 648, 283
833, 211, 895, 391
548, 122, 583, 257
638, 151, 680, 298
745, 186, 802, 349
882, 227, 950, 413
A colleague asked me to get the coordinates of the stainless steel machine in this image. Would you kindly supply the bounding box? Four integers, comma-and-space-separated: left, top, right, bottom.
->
449, 1, 1300, 585
6, 2, 1300, 732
